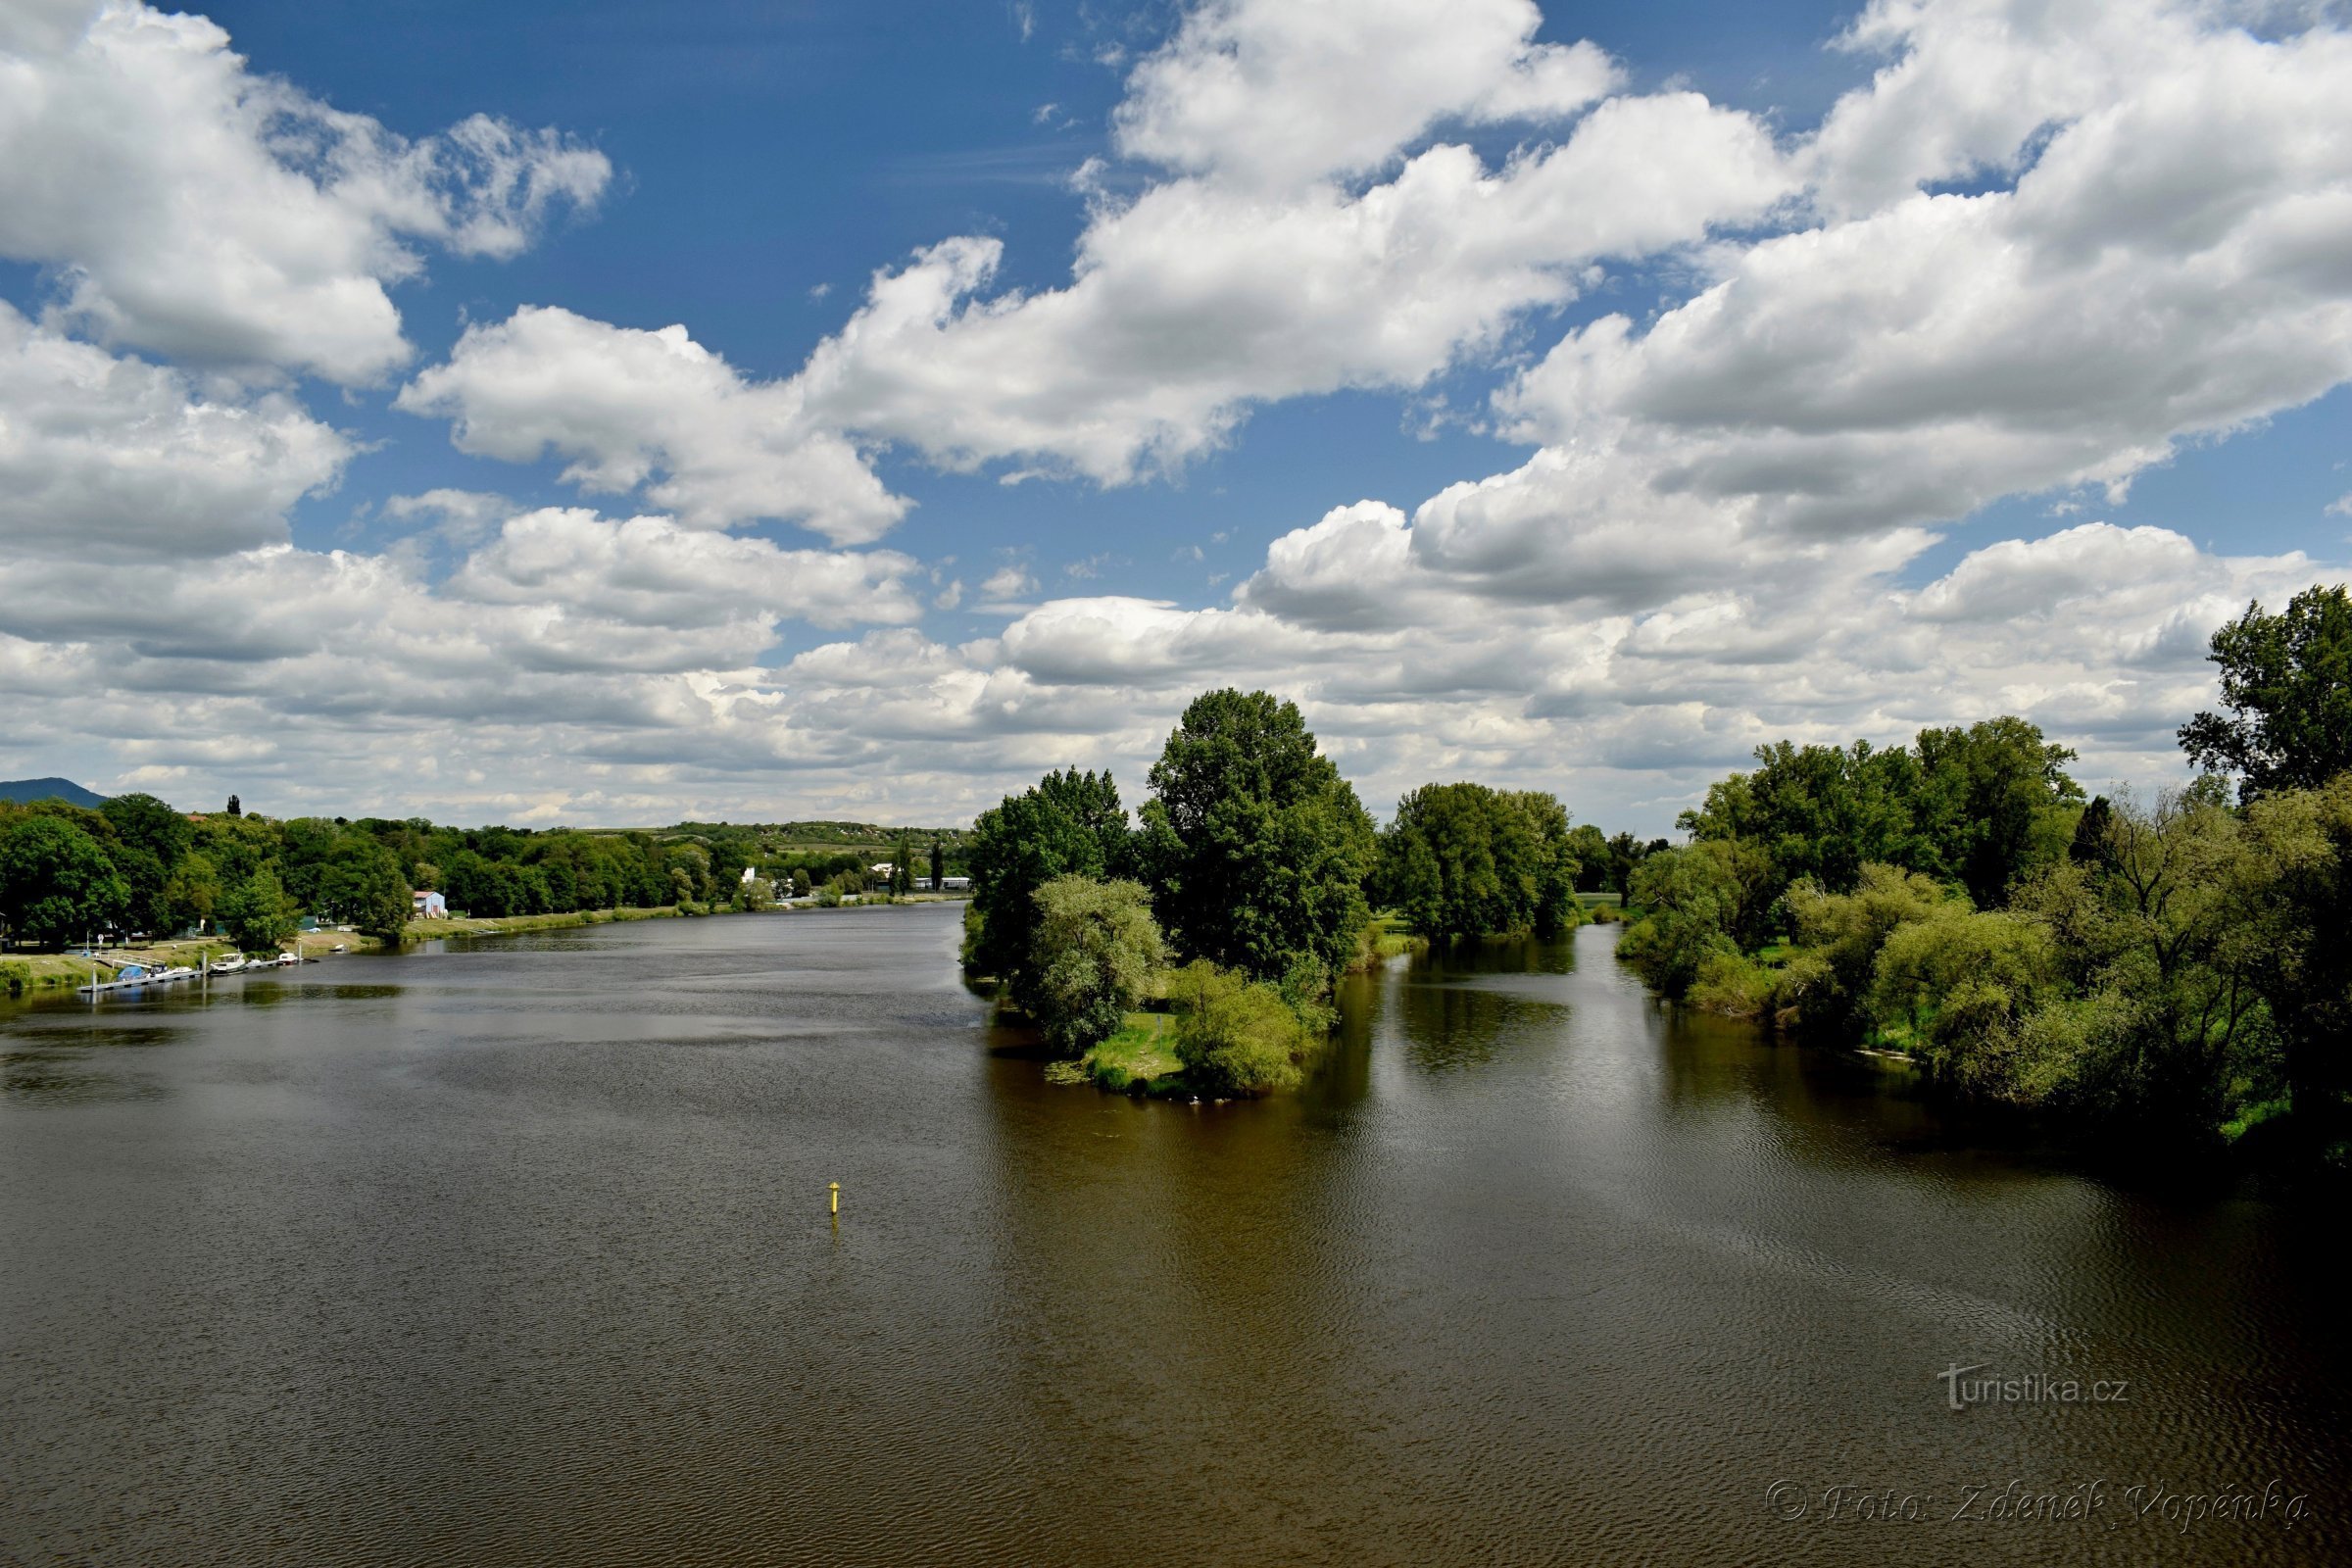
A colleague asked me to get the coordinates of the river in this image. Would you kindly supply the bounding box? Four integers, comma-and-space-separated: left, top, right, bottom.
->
2, 905, 2344, 1565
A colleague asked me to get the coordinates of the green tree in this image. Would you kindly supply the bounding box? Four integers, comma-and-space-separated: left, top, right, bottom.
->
1168, 959, 1308, 1095
965, 768, 1132, 987
317, 840, 412, 942
99, 792, 191, 933
930, 838, 945, 891
2236, 775, 2352, 1149
1784, 864, 1960, 1037
1912, 717, 2083, 908
893, 833, 913, 897
2180, 584, 2352, 800
1865, 906, 2058, 1083
161, 850, 222, 935
217, 866, 298, 952
1379, 782, 1580, 939
1137, 689, 1376, 984
1024, 876, 1166, 1055
0, 816, 129, 950
1566, 822, 1611, 892
1616, 845, 1743, 1000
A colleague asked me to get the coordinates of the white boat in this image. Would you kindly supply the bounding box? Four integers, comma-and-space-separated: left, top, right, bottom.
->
208, 956, 246, 975
271, 953, 301, 967
151, 965, 198, 984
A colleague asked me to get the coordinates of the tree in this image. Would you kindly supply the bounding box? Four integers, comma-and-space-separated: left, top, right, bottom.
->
1566, 823, 1612, 892
217, 866, 298, 952
1137, 689, 1376, 985
1616, 845, 1742, 1000
930, 838, 945, 891
1024, 876, 1166, 1055
2180, 584, 2352, 800
791, 868, 812, 898
1380, 782, 1580, 939
99, 792, 191, 934
0, 816, 129, 950
161, 850, 222, 935
1784, 864, 1960, 1038
317, 840, 411, 941
2069, 796, 2117, 868
893, 833, 913, 897
226, 794, 242, 817
965, 768, 1132, 987
1913, 717, 2083, 907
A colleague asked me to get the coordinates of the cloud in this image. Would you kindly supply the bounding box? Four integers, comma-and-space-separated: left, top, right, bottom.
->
977, 564, 1040, 606
796, 91, 1789, 484
396, 306, 909, 545
444, 508, 923, 632
0, 2, 609, 383
1112, 0, 1621, 188
0, 302, 350, 558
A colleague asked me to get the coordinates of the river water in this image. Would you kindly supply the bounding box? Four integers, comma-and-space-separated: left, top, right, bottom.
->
2, 905, 2344, 1565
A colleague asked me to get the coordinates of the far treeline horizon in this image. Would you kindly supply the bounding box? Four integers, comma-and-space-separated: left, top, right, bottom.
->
4, 585, 2349, 1169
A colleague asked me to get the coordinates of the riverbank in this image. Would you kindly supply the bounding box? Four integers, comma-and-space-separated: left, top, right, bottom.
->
1, 894, 972, 998
1, 929, 385, 997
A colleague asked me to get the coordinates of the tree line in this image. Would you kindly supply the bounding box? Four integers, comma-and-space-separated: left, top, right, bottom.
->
1617, 584, 2352, 1165
0, 804, 783, 953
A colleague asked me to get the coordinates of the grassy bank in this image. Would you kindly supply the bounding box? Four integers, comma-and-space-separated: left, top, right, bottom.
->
1, 928, 389, 997
1361, 912, 1423, 963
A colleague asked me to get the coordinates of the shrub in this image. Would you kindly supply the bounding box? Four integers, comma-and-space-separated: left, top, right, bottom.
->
1168, 959, 1308, 1095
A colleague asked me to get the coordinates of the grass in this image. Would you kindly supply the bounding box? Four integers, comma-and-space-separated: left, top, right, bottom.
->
403, 905, 682, 940
1362, 912, 1424, 962
1084, 1011, 1185, 1084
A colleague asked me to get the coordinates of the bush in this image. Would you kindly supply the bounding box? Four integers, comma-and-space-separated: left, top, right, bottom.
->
1168, 959, 1309, 1095
1688, 951, 1794, 1020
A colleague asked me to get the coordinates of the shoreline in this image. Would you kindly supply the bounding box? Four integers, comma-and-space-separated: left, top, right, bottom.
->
2, 894, 970, 1000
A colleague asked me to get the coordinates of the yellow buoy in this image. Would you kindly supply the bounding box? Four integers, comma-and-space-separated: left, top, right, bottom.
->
829, 1180, 840, 1216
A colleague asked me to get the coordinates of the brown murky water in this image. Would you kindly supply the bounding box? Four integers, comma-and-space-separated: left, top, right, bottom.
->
3, 906, 2344, 1564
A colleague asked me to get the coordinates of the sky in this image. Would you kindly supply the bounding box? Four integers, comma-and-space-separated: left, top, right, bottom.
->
2, 0, 2348, 834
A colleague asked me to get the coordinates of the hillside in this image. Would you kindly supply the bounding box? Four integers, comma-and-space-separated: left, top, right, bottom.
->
0, 777, 108, 808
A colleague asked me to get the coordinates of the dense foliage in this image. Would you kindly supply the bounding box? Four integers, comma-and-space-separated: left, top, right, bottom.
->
1620, 587, 2352, 1163
1378, 782, 1582, 940
1676, 717, 2083, 921
0, 815, 129, 949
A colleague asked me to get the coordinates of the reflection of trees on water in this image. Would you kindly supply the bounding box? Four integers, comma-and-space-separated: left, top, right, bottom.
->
1387, 933, 1583, 1075
1397, 982, 1518, 1073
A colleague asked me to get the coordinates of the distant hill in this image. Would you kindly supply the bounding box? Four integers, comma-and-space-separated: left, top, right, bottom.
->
0, 777, 110, 808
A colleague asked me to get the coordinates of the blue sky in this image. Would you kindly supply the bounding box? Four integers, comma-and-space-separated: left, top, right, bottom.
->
2, 0, 2347, 830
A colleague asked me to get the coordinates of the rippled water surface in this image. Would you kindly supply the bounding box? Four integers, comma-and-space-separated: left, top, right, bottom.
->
3, 906, 2345, 1565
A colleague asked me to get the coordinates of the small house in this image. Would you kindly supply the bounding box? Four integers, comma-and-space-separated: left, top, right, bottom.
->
412, 890, 448, 919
